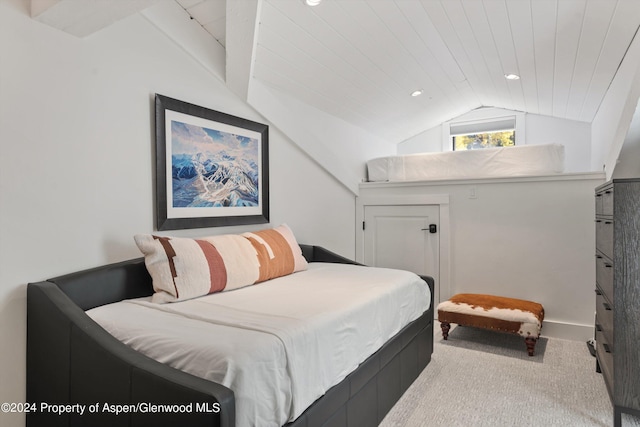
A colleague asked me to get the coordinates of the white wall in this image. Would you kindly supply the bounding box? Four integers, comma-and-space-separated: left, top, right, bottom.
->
591, 26, 640, 178
359, 173, 605, 341
395, 125, 443, 154
0, 2, 355, 427
526, 114, 591, 173
249, 81, 394, 194
397, 108, 593, 173
612, 99, 640, 179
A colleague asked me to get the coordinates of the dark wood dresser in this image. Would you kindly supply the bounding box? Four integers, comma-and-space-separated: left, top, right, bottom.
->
595, 179, 640, 426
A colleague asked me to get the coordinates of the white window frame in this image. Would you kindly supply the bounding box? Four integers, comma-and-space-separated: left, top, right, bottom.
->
441, 111, 525, 152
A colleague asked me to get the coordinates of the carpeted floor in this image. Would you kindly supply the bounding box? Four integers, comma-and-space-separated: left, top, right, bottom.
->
380, 323, 640, 427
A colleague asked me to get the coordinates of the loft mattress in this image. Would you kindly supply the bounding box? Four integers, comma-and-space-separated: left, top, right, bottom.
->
87, 262, 431, 427
367, 143, 565, 182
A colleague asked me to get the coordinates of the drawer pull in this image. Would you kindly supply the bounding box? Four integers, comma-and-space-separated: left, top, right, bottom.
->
603, 343, 612, 354
605, 190, 612, 194
595, 288, 602, 296
605, 221, 612, 224
605, 264, 612, 268
603, 302, 612, 311
596, 254, 603, 259
595, 323, 603, 332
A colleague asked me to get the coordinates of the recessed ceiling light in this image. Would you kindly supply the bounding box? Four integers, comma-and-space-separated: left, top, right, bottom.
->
305, 0, 322, 6
411, 89, 424, 97
504, 73, 520, 80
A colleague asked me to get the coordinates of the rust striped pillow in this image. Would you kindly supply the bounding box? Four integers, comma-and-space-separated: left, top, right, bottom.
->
134, 224, 308, 303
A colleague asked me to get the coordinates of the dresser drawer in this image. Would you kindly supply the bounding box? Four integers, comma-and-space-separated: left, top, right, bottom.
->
602, 188, 613, 216
595, 253, 613, 300
595, 192, 604, 216
595, 291, 613, 346
596, 328, 614, 394
596, 219, 613, 259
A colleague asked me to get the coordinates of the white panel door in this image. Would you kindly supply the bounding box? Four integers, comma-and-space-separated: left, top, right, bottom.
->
363, 205, 440, 305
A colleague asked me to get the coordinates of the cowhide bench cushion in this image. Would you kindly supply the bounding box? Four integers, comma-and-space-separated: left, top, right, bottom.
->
437, 293, 545, 356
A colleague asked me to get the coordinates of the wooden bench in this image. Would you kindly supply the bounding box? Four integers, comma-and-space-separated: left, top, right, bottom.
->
437, 293, 545, 356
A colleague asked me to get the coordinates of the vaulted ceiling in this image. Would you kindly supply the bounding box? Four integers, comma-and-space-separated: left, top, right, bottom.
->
31, 0, 640, 144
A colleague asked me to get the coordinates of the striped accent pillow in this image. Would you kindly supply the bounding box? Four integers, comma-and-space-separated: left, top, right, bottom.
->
134, 224, 308, 303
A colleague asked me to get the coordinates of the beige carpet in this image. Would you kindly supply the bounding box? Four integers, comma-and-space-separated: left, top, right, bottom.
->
380, 323, 640, 427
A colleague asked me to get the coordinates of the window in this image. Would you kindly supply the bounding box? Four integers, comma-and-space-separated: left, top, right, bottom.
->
450, 116, 516, 151
452, 130, 515, 150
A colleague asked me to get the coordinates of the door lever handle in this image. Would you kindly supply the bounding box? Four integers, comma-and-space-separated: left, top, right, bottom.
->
421, 224, 437, 233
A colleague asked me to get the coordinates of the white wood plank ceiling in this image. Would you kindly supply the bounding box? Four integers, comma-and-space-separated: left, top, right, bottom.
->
30, 0, 640, 144
248, 0, 640, 142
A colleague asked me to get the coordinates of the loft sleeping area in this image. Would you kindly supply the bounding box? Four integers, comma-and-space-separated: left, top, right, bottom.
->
366, 110, 571, 183
366, 143, 565, 182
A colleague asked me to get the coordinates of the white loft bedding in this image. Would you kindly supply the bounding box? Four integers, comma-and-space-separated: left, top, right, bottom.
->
87, 262, 430, 427
367, 143, 565, 182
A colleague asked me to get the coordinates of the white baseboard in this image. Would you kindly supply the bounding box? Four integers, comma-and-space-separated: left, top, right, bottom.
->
434, 319, 595, 342
540, 320, 593, 342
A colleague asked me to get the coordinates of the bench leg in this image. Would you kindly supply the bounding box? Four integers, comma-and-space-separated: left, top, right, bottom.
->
440, 322, 451, 340
525, 336, 537, 356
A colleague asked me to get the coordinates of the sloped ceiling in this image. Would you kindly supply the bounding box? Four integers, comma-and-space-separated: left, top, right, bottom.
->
31, 0, 640, 145
250, 0, 640, 143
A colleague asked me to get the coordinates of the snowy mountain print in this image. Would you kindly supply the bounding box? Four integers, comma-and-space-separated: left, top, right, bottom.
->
171, 120, 260, 208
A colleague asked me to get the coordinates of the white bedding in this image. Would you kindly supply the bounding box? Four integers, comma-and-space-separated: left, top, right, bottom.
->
367, 143, 564, 182
87, 263, 430, 427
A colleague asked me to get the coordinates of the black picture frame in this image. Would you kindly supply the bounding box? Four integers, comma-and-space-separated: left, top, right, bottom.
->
155, 94, 269, 230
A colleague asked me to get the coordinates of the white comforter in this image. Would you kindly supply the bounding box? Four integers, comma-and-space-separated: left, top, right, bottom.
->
367, 143, 565, 182
87, 263, 430, 427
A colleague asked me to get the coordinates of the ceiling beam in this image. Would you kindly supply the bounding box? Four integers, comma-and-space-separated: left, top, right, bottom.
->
141, 1, 226, 82
225, 0, 262, 100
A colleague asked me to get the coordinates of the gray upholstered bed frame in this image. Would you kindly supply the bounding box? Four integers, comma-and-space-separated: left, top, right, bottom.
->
27, 244, 434, 427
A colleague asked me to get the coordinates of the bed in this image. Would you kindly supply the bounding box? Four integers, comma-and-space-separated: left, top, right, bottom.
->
367, 143, 565, 182
27, 243, 434, 427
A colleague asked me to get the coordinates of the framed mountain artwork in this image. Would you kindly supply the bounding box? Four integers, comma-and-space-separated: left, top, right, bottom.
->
154, 94, 269, 230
